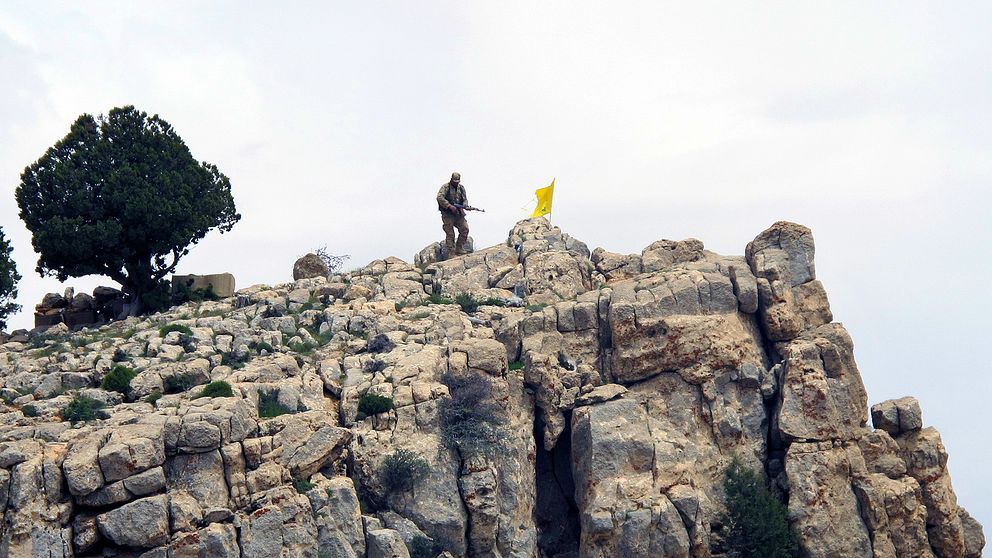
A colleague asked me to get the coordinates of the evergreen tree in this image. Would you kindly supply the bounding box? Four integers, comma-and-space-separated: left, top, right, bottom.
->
721, 457, 799, 558
0, 227, 21, 331
16, 106, 240, 315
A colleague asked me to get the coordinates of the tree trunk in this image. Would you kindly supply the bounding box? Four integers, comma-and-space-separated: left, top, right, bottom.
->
119, 258, 157, 318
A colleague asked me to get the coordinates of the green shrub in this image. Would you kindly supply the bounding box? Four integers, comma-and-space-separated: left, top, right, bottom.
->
258, 391, 292, 418
159, 323, 193, 338
164, 373, 196, 394
293, 478, 315, 493
251, 341, 275, 354
366, 334, 395, 354
62, 394, 107, 424
720, 458, 798, 558
427, 293, 452, 305
358, 393, 394, 416
508, 361, 524, 371
198, 381, 234, 398
21, 404, 38, 417
439, 371, 510, 458
455, 292, 478, 312
112, 348, 131, 362
172, 280, 220, 305
380, 449, 430, 493
363, 359, 387, 374
526, 303, 547, 313
407, 535, 443, 558
178, 333, 197, 353
221, 351, 250, 369
288, 340, 316, 355
146, 391, 163, 404
261, 305, 283, 318
101, 364, 137, 394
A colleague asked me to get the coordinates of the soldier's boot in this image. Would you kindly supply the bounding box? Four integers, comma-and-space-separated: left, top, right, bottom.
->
454, 236, 466, 256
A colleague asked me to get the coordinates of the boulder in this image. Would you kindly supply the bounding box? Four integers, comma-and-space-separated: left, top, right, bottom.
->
96, 495, 170, 548
294, 253, 330, 280
308, 476, 365, 558
746, 221, 816, 287
871, 396, 923, 435
367, 528, 411, 558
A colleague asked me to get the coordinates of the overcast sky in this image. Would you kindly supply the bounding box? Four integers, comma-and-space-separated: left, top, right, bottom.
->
1, 1, 989, 529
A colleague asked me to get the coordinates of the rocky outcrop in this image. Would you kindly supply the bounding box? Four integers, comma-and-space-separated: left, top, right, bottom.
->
294, 253, 330, 281
0, 218, 981, 558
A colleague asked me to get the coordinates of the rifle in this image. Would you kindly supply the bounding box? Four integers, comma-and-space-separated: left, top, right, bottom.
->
453, 204, 485, 213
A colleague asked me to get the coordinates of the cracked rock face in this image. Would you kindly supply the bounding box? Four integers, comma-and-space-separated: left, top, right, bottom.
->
0, 218, 982, 558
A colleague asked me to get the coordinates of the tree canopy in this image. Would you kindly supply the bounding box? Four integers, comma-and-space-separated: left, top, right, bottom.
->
16, 106, 240, 314
0, 227, 21, 331
721, 457, 798, 558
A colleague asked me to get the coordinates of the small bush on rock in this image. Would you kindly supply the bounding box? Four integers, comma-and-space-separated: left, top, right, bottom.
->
101, 364, 137, 394
380, 449, 430, 493
455, 292, 478, 312
146, 391, 163, 404
720, 457, 798, 558
439, 371, 510, 458
427, 293, 452, 305
358, 393, 394, 417
293, 478, 315, 493
408, 535, 444, 558
21, 404, 38, 417
221, 351, 250, 369
363, 359, 387, 374
63, 394, 107, 424
159, 323, 193, 338
164, 372, 196, 394
366, 333, 395, 354
198, 381, 234, 398
178, 333, 197, 353
250, 341, 275, 354
258, 391, 292, 418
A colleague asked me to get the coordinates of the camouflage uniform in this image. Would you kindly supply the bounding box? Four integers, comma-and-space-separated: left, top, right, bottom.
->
437, 178, 470, 256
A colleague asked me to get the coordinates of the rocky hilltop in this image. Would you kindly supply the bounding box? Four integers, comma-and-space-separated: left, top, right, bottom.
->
0, 218, 983, 558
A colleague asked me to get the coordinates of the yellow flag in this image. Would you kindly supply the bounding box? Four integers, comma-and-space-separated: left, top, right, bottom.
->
530, 178, 555, 218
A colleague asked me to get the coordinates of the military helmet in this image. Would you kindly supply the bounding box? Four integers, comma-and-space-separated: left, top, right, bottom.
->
451, 172, 461, 183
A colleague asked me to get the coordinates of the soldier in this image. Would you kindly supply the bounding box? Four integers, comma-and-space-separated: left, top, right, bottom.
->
436, 172, 470, 258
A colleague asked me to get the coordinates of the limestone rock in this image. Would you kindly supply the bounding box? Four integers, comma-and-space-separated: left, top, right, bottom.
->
367, 528, 411, 558
640, 238, 704, 272
574, 383, 626, 406
98, 419, 167, 483
785, 444, 872, 558
308, 476, 365, 558
871, 396, 923, 435
775, 324, 868, 442
96, 495, 170, 548
591, 248, 642, 282
746, 220, 816, 287
238, 487, 318, 558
